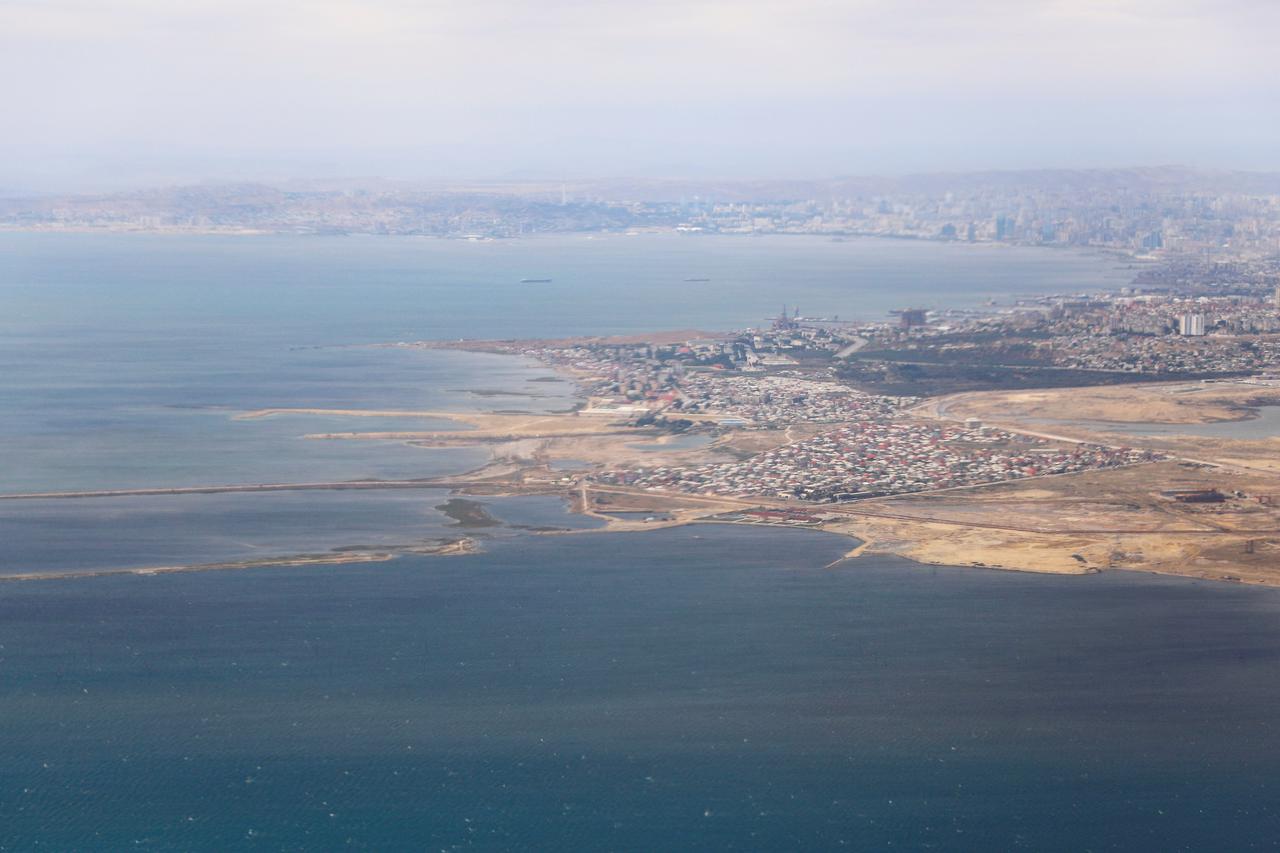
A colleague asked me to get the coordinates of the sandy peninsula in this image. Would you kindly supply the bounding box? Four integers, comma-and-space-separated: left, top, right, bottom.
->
226, 346, 1280, 588
27, 338, 1280, 587
0, 538, 479, 583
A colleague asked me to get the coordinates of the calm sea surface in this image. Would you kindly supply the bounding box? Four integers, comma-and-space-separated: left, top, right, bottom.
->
0, 231, 1133, 572
6, 233, 1275, 850
3, 528, 1280, 850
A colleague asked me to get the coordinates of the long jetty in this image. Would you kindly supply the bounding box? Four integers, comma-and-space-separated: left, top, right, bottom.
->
0, 480, 464, 501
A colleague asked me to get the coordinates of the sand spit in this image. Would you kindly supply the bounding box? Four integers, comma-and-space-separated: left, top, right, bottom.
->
235, 408, 468, 421
22, 340, 1280, 588
0, 539, 479, 583
0, 480, 455, 501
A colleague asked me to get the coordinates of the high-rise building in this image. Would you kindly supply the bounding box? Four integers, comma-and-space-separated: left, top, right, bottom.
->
995, 215, 1015, 241
899, 308, 928, 328
1179, 313, 1206, 336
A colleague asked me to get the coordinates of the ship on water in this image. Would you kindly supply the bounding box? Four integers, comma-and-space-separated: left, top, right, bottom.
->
683, 277, 711, 282
520, 278, 553, 283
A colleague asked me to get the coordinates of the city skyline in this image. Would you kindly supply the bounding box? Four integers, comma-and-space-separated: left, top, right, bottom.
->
8, 165, 1280, 258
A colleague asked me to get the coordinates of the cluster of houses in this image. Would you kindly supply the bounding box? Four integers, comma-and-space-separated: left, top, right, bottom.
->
675, 373, 910, 424
594, 421, 1161, 502
869, 292, 1280, 377
1043, 332, 1280, 374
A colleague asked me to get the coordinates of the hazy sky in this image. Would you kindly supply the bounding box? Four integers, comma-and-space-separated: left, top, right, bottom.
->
2, 0, 1278, 189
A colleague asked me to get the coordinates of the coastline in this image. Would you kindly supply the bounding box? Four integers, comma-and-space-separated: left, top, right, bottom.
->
0, 223, 1149, 259
423, 347, 1280, 586
0, 538, 479, 583
9, 339, 1278, 586
3, 231, 1272, 586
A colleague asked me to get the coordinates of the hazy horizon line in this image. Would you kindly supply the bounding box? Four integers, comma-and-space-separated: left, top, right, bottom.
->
9, 163, 1280, 199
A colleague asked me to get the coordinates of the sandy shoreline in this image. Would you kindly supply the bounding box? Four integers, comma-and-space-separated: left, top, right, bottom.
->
0, 539, 479, 583
175, 359, 1280, 586
15, 343, 1280, 587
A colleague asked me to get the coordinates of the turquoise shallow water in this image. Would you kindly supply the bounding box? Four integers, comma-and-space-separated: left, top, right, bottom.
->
2, 527, 1280, 850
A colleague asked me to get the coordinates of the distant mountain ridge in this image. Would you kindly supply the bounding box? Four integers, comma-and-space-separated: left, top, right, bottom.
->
6, 166, 1280, 206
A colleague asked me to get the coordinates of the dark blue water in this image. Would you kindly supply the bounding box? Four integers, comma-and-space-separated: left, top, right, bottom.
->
2, 527, 1279, 851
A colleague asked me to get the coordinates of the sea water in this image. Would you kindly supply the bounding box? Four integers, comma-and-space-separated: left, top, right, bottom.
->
6, 233, 1264, 850
2, 527, 1279, 850
0, 231, 1132, 572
